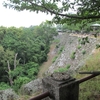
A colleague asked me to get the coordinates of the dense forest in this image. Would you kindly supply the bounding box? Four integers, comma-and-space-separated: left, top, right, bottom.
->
0, 22, 58, 91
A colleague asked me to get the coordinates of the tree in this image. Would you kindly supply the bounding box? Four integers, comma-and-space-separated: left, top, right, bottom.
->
0, 24, 57, 91
0, 46, 15, 85
0, 26, 7, 43
3, 0, 100, 24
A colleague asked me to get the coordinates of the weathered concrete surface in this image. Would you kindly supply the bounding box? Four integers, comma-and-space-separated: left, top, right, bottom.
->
42, 72, 79, 100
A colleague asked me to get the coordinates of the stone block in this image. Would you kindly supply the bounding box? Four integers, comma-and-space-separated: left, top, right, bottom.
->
42, 73, 79, 100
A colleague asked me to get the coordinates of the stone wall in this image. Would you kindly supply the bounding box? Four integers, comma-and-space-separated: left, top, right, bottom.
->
46, 33, 99, 74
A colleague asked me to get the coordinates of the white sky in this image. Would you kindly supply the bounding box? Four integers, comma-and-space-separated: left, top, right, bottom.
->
0, 0, 53, 28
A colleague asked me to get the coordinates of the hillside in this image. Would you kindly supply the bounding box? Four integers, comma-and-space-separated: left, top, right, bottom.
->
6, 32, 100, 100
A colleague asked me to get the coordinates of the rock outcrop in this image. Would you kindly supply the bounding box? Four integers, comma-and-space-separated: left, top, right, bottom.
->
0, 89, 18, 100
20, 78, 43, 95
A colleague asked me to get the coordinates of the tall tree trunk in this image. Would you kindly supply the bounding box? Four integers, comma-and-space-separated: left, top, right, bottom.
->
14, 53, 18, 69
7, 60, 13, 86
7, 60, 10, 72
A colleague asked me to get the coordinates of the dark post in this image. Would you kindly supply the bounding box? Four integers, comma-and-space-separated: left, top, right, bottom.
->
42, 72, 79, 100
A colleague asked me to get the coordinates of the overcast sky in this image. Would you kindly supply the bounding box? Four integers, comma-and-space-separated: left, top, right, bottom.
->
0, 0, 53, 28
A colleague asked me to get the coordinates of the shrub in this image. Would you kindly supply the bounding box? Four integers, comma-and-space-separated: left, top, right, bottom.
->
27, 68, 39, 79
82, 50, 86, 55
77, 45, 81, 49
13, 77, 31, 92
70, 51, 76, 59
79, 37, 89, 45
66, 64, 71, 69
54, 64, 70, 72
78, 38, 81, 42
80, 39, 85, 45
52, 56, 58, 63
96, 44, 100, 49
0, 82, 10, 90
60, 46, 64, 52
85, 36, 89, 43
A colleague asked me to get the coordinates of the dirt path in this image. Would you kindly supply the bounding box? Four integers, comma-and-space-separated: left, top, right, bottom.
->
38, 43, 56, 78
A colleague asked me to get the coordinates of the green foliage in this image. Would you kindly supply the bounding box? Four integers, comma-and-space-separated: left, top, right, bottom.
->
54, 64, 70, 72
9, 62, 39, 91
1, 62, 37, 91
53, 39, 60, 44
0, 45, 15, 82
0, 23, 57, 91
58, 46, 64, 54
66, 64, 71, 69
82, 50, 86, 55
13, 77, 31, 92
0, 26, 7, 43
85, 37, 89, 43
80, 39, 86, 45
52, 45, 64, 63
1, 24, 57, 64
79, 37, 89, 45
9, 66, 24, 78
70, 51, 76, 60
96, 44, 100, 49
23, 62, 39, 79
78, 38, 81, 42
0, 82, 10, 90
27, 68, 38, 79
4, 0, 100, 25
52, 56, 58, 63
77, 45, 81, 49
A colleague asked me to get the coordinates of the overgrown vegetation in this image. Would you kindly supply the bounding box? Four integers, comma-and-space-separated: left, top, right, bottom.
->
52, 46, 64, 63
70, 51, 76, 60
58, 46, 64, 54
75, 50, 100, 100
54, 64, 70, 72
53, 39, 60, 44
77, 45, 81, 49
0, 82, 10, 90
52, 56, 58, 63
0, 22, 58, 91
96, 44, 100, 49
79, 37, 89, 45
82, 50, 86, 55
